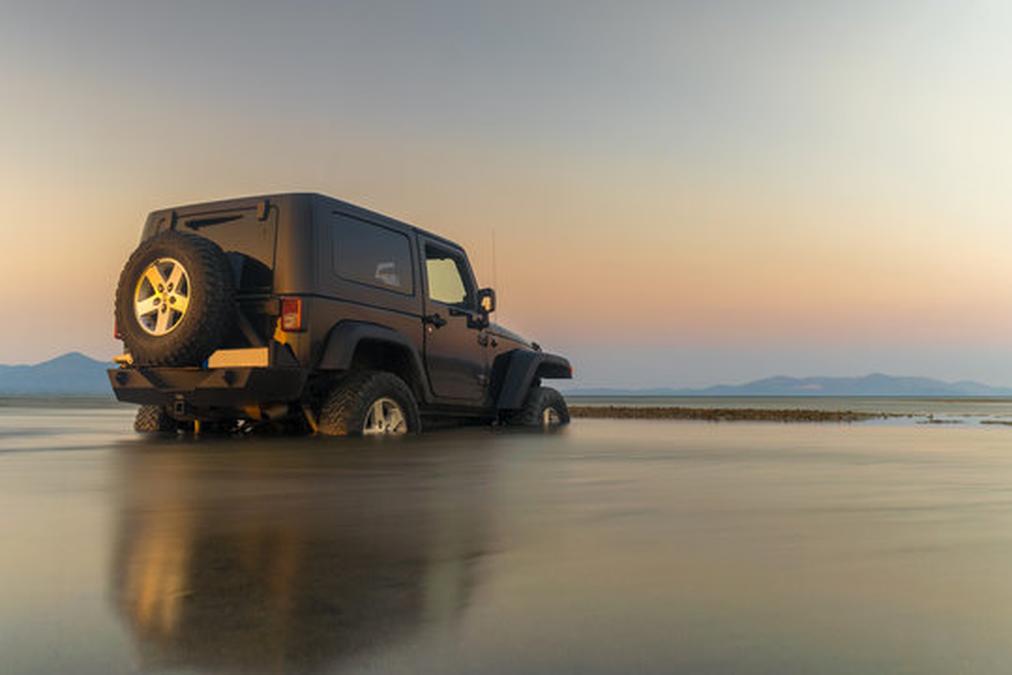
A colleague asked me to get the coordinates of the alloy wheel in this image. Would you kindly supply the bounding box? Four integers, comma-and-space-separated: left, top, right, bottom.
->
541, 406, 562, 427
363, 397, 408, 435
134, 257, 190, 336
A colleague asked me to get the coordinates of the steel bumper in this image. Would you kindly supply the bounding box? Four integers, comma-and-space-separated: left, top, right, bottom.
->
108, 367, 307, 407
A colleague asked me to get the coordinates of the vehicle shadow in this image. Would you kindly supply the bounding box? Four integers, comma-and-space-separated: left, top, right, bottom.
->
108, 431, 499, 673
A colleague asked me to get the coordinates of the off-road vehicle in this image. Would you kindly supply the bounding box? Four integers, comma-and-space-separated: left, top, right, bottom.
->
108, 193, 572, 435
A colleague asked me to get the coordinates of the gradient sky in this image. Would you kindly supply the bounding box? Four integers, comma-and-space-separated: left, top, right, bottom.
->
3, 0, 1012, 387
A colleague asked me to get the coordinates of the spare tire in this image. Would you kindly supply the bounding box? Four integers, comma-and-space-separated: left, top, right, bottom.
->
114, 230, 235, 366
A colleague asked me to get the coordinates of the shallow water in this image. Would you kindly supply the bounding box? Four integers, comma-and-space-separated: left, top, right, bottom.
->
3, 403, 1012, 674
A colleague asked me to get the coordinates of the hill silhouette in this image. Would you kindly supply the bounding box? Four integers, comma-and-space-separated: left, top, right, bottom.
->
0, 352, 112, 395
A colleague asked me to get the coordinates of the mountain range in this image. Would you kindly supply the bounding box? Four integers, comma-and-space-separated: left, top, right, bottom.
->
0, 352, 113, 395
2, 353, 1012, 398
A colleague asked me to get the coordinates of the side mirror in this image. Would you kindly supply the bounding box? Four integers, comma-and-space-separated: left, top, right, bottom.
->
477, 288, 496, 314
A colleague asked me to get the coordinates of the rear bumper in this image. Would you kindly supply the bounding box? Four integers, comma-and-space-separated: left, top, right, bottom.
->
108, 367, 307, 408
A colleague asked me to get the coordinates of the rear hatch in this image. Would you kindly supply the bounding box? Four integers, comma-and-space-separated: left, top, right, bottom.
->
146, 200, 279, 347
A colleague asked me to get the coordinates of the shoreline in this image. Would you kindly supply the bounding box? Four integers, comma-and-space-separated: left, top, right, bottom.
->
568, 405, 896, 423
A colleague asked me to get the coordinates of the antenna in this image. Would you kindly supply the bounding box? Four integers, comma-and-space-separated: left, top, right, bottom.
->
491, 227, 499, 320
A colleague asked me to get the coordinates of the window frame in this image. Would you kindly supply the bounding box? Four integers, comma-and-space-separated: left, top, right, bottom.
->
331, 215, 416, 297
423, 242, 476, 309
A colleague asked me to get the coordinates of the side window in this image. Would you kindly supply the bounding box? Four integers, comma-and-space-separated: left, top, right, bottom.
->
332, 216, 413, 294
425, 245, 472, 307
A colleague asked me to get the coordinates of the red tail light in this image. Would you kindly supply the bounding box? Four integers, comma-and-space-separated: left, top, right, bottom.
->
280, 297, 304, 332
114, 318, 123, 340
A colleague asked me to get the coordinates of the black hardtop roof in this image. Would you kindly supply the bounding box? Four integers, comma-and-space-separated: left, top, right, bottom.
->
150, 192, 463, 250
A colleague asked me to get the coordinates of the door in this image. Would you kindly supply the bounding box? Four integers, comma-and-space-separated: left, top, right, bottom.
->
420, 240, 488, 402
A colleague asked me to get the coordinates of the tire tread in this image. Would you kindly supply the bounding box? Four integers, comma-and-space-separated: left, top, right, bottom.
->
134, 405, 176, 433
114, 231, 235, 366
318, 370, 420, 436
508, 386, 570, 427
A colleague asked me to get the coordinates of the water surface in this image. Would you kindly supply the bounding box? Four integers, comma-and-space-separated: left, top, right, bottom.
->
3, 403, 1012, 674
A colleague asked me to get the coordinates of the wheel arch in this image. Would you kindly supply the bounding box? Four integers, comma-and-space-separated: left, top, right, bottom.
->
317, 321, 432, 404
493, 350, 572, 411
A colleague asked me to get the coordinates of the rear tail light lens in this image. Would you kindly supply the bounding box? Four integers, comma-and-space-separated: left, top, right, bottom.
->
280, 297, 304, 332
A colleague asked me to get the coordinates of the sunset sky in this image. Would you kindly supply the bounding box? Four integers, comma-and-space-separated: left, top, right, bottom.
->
3, 1, 1012, 387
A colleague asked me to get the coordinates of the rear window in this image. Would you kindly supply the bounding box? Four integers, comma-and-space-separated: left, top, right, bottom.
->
332, 216, 414, 294
178, 207, 276, 291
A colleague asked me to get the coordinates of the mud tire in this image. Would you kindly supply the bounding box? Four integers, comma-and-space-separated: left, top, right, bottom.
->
318, 370, 421, 436
508, 386, 570, 428
134, 405, 178, 433
115, 230, 235, 366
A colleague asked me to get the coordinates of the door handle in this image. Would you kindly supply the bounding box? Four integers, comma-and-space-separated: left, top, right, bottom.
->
423, 313, 447, 328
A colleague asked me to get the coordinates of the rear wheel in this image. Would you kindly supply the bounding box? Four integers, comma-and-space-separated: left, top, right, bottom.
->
508, 386, 570, 429
134, 405, 178, 433
318, 371, 421, 436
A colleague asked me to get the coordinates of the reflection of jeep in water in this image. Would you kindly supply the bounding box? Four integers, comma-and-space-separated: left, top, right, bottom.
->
112, 437, 492, 671
109, 193, 572, 435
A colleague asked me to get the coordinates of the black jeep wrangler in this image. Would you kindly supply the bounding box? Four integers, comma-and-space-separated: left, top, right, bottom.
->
108, 193, 572, 435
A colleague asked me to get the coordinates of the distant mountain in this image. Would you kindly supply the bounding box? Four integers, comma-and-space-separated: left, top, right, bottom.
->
567, 373, 1012, 397
0, 352, 112, 395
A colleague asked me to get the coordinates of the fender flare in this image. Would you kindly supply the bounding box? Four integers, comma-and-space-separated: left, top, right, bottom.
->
317, 320, 432, 403
494, 350, 572, 411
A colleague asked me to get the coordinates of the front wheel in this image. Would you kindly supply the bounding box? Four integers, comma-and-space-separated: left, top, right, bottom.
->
508, 386, 570, 428
317, 371, 421, 436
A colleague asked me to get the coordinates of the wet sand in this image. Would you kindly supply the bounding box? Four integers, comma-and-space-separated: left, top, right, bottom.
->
4, 403, 1012, 674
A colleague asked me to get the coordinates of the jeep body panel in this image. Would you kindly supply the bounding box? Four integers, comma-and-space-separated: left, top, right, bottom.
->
417, 234, 489, 403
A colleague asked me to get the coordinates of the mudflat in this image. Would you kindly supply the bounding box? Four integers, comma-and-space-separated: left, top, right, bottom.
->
569, 405, 888, 422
